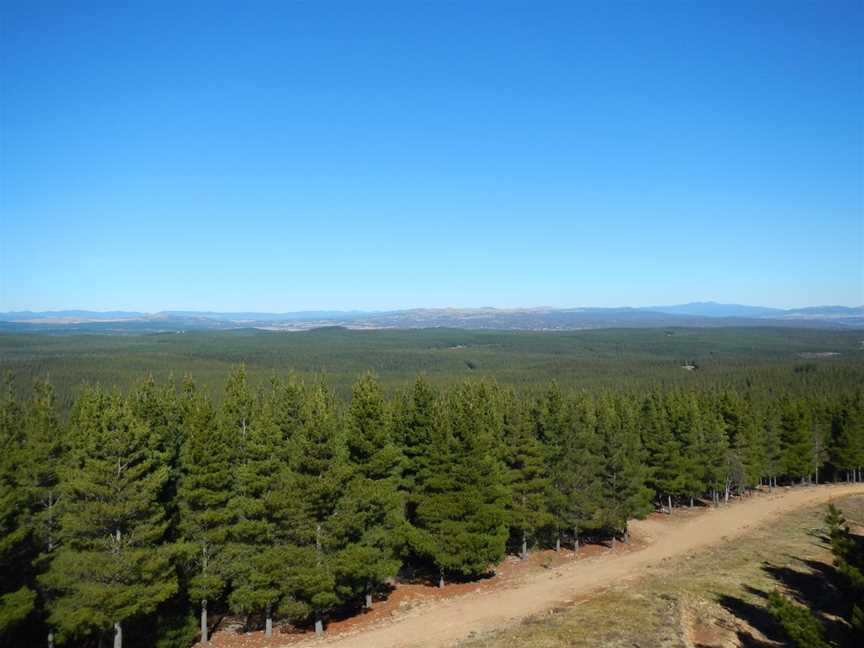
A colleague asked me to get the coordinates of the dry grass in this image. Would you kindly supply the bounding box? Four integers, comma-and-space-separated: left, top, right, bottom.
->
460, 494, 864, 648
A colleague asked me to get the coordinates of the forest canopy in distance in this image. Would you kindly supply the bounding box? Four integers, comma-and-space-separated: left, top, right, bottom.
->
1, 326, 862, 407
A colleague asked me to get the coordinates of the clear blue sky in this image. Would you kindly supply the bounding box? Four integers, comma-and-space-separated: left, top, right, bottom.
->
1, 1, 862, 312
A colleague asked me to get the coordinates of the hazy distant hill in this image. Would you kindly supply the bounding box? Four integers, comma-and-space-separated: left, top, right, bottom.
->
1, 303, 862, 333
641, 302, 785, 318
0, 310, 147, 321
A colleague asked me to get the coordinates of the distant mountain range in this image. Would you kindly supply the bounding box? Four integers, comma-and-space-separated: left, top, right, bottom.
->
1, 303, 862, 333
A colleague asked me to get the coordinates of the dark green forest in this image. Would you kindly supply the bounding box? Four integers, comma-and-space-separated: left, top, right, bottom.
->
1, 338, 863, 647
2, 326, 863, 404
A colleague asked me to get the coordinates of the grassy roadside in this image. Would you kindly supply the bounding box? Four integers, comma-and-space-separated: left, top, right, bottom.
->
459, 494, 864, 648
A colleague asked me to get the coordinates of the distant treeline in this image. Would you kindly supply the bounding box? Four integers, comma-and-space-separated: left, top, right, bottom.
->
1, 369, 862, 647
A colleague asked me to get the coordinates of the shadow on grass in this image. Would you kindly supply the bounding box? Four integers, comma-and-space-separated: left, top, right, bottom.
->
714, 587, 777, 648
712, 529, 864, 648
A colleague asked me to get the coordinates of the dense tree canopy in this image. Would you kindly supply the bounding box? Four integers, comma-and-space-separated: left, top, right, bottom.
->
0, 367, 861, 647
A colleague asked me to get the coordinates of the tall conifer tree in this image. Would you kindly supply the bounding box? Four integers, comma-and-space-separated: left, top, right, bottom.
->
42, 387, 176, 648
596, 395, 651, 543
414, 382, 508, 585
177, 388, 231, 644
500, 390, 550, 558
20, 380, 65, 647
338, 373, 403, 608
0, 376, 35, 642
276, 383, 349, 634
553, 394, 602, 553
640, 392, 682, 512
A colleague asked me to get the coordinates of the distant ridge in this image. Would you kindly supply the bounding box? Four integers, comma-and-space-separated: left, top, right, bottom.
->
640, 302, 785, 318
0, 310, 147, 321
1, 303, 862, 333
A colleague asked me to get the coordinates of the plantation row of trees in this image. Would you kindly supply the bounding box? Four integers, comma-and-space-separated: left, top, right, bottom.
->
1, 369, 863, 647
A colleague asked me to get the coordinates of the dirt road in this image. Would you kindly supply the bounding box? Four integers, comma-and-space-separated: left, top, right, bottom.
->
284, 483, 864, 648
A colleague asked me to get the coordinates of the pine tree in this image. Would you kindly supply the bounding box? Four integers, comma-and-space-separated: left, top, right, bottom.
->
19, 380, 66, 647
177, 388, 232, 645
276, 382, 349, 634
223, 371, 288, 635
848, 392, 864, 481
733, 402, 765, 491
779, 397, 814, 482
535, 383, 569, 550
831, 392, 864, 482
703, 410, 731, 503
762, 403, 784, 487
414, 381, 508, 585
395, 376, 439, 557
129, 375, 184, 514
596, 395, 651, 543
41, 387, 177, 647
500, 390, 550, 558
220, 365, 255, 455
553, 394, 602, 553
640, 392, 682, 513
0, 376, 35, 642
671, 394, 707, 507
338, 373, 403, 608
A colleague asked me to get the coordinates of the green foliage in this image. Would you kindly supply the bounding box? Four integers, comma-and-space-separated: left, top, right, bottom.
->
825, 504, 864, 641
413, 382, 508, 579
176, 386, 231, 610
767, 590, 830, 648
0, 376, 35, 638
4, 327, 864, 405
40, 387, 177, 643
548, 394, 602, 546
336, 373, 403, 602
500, 390, 552, 553
595, 395, 652, 536
641, 393, 682, 504
780, 397, 815, 480
275, 382, 350, 622
0, 587, 36, 635
1, 336, 863, 643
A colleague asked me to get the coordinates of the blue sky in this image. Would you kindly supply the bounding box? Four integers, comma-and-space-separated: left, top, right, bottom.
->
1, 1, 861, 312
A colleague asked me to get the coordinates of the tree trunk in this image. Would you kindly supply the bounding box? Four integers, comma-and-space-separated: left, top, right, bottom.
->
623, 525, 630, 544
667, 495, 672, 515
724, 486, 730, 505
315, 617, 323, 635
438, 569, 444, 589
48, 630, 54, 648
815, 467, 819, 484
555, 536, 560, 552
573, 524, 579, 556
265, 602, 272, 637
365, 591, 373, 609
521, 529, 527, 560
113, 622, 122, 648
201, 600, 208, 644
689, 495, 694, 508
